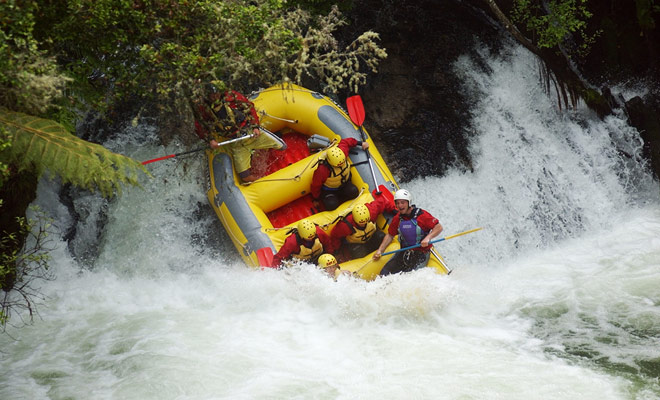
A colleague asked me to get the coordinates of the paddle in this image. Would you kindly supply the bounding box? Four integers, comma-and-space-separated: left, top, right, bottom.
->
346, 95, 381, 195
141, 146, 207, 165
141, 133, 255, 165
430, 248, 452, 275
381, 227, 483, 256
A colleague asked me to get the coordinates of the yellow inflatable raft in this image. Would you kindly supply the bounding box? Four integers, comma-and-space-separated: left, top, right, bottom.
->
206, 83, 449, 280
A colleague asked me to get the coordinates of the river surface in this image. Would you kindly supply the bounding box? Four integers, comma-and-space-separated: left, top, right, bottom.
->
1, 44, 660, 399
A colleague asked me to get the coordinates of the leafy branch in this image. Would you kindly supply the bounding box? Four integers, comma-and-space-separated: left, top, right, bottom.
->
485, 0, 610, 116
510, 0, 599, 58
42, 1, 387, 111
0, 109, 147, 198
1, 207, 54, 330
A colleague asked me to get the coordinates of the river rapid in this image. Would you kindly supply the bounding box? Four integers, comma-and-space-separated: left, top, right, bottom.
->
2, 44, 660, 399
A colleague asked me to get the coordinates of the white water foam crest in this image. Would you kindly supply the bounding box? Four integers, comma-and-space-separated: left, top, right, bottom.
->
98, 124, 233, 275
0, 242, 632, 399
404, 44, 657, 267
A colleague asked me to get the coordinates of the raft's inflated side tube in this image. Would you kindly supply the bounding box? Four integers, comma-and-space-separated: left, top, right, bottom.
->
207, 153, 275, 263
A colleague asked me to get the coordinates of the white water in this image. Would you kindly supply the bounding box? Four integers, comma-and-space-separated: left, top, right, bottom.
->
2, 45, 660, 400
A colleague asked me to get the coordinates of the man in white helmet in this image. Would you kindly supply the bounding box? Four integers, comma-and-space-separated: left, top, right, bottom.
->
373, 189, 443, 275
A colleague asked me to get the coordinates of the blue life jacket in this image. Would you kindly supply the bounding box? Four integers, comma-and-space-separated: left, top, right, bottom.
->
398, 207, 429, 248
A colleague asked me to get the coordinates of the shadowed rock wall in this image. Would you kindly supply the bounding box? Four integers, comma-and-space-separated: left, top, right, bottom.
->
339, 0, 660, 181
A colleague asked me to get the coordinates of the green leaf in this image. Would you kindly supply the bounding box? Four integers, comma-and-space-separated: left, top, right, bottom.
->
0, 109, 147, 197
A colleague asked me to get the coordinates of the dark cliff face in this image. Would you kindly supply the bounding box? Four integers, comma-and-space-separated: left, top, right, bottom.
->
581, 0, 659, 85
338, 0, 501, 181
340, 0, 660, 181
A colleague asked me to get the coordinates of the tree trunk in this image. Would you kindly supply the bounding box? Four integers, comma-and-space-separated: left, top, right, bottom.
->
483, 0, 613, 117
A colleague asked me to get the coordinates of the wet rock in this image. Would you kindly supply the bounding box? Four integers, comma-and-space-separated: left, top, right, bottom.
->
60, 185, 109, 269
625, 96, 660, 179
340, 0, 500, 180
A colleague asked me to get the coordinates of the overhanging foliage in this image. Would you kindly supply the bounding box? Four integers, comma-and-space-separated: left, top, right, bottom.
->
37, 0, 386, 112
0, 109, 146, 197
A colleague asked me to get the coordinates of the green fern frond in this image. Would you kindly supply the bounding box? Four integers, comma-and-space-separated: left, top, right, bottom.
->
0, 109, 148, 198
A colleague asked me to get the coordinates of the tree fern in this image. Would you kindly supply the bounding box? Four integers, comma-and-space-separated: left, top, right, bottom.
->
0, 109, 147, 197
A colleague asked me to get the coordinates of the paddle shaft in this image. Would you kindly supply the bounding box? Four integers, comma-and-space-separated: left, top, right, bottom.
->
141, 133, 255, 165
359, 126, 381, 195
431, 248, 452, 275
346, 95, 381, 194
352, 239, 457, 277
141, 146, 207, 165
381, 227, 483, 256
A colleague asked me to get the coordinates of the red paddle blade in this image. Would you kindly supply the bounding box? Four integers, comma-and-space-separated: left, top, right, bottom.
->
346, 95, 366, 126
257, 247, 275, 268
373, 184, 391, 199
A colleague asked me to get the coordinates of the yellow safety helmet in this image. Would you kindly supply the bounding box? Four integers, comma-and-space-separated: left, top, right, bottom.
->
318, 253, 338, 269
352, 204, 371, 225
297, 219, 317, 240
326, 147, 346, 167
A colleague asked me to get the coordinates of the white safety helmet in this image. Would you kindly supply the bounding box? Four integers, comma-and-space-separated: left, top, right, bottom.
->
393, 189, 412, 204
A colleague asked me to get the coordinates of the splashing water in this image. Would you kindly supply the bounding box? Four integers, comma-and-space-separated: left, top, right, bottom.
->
2, 44, 660, 400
